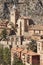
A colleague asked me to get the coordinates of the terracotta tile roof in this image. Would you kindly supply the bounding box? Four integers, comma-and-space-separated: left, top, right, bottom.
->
0, 27, 11, 30
12, 48, 40, 56
27, 50, 40, 56
12, 48, 23, 52
22, 49, 27, 54
22, 49, 40, 56
17, 48, 23, 52
0, 22, 8, 27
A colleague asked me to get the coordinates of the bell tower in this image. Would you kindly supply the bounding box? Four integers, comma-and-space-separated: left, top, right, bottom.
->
10, 4, 19, 27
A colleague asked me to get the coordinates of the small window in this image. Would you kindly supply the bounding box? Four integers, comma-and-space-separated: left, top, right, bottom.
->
41, 36, 43, 39
29, 19, 35, 25
24, 19, 28, 32
21, 36, 24, 45
35, 31, 39, 34
42, 43, 43, 50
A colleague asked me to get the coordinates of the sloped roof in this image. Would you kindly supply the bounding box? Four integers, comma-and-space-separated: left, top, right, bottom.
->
27, 50, 39, 56
22, 49, 40, 56
11, 47, 23, 53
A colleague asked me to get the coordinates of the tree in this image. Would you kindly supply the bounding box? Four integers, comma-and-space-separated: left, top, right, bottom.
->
9, 22, 17, 32
13, 53, 24, 65
27, 39, 37, 52
0, 45, 11, 65
3, 47, 11, 65
0, 44, 3, 65
1, 28, 7, 40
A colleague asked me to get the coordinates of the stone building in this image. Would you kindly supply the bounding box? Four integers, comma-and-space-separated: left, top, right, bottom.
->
10, 4, 43, 65
37, 40, 43, 65
11, 47, 40, 65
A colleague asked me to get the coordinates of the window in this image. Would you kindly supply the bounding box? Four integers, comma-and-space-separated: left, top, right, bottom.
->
38, 43, 40, 50
35, 31, 39, 34
41, 36, 43, 39
20, 22, 22, 35
24, 19, 28, 32
29, 19, 35, 25
42, 43, 43, 50
21, 36, 24, 45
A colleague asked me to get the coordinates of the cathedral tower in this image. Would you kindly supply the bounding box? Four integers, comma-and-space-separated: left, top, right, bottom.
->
10, 4, 19, 27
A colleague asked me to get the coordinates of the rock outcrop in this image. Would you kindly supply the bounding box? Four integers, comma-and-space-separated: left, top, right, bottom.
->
0, 0, 43, 24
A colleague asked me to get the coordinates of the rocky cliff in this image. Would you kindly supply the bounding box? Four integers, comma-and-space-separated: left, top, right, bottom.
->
0, 0, 43, 24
